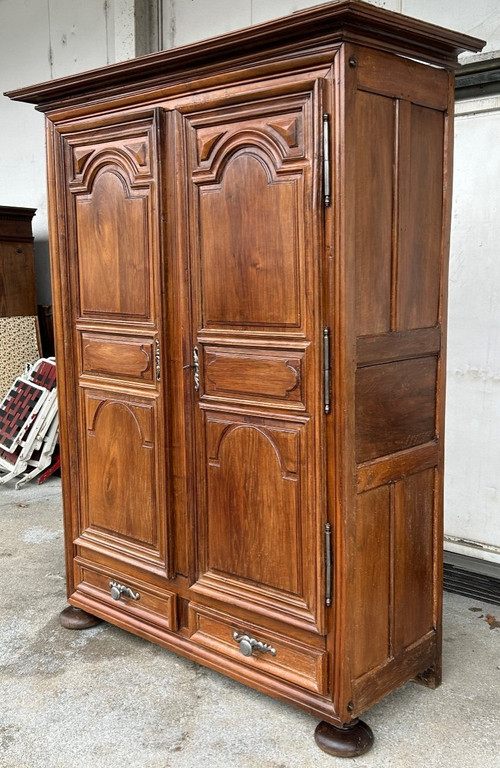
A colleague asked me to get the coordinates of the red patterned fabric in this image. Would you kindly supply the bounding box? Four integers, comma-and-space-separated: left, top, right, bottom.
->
0, 379, 46, 451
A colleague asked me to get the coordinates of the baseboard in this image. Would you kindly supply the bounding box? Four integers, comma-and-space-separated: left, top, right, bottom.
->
443, 552, 500, 606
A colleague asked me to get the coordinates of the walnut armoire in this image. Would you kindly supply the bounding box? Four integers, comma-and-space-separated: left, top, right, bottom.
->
7, 1, 483, 757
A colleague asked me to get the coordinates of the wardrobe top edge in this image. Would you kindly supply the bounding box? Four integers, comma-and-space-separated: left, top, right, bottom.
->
5, 0, 484, 110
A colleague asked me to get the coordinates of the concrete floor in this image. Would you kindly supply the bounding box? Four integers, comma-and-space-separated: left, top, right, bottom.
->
0, 477, 499, 768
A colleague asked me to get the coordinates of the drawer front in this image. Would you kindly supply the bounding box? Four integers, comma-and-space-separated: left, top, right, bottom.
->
189, 603, 328, 695
74, 559, 176, 631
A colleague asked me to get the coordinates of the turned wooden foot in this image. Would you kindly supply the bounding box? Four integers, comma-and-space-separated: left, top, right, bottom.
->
59, 605, 102, 630
314, 719, 374, 758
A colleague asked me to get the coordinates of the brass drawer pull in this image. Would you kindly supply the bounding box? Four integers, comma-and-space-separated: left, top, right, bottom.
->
109, 580, 140, 601
233, 631, 276, 658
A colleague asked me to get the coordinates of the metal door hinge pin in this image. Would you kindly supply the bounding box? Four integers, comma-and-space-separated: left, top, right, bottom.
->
323, 327, 331, 414
325, 522, 332, 607
323, 113, 331, 207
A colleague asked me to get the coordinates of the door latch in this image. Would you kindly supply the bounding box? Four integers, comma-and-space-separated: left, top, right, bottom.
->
183, 346, 200, 391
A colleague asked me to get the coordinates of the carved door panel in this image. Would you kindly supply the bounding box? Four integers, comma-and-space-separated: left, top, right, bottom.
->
59, 111, 172, 575
178, 80, 328, 634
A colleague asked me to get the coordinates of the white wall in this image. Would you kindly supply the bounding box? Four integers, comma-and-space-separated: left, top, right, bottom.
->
1, 0, 499, 564
0, 0, 134, 303
162, 0, 500, 53
446, 97, 500, 564
404, 3, 500, 564
162, 0, 500, 565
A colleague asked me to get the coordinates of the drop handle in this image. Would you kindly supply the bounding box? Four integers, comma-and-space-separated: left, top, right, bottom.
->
109, 580, 140, 601
233, 631, 276, 658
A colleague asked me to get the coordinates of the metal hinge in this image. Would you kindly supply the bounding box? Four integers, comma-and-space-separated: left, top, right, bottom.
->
325, 522, 332, 607
323, 327, 331, 414
323, 113, 331, 207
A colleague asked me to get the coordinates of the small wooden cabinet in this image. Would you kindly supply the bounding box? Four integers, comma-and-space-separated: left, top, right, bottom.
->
0, 206, 37, 318
7, 1, 483, 757
0, 206, 39, 396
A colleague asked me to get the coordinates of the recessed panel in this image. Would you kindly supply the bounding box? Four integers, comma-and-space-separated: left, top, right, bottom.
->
199, 154, 300, 328
356, 356, 437, 463
76, 171, 150, 319
206, 418, 300, 594
352, 485, 391, 679
354, 91, 394, 336
394, 468, 435, 651
82, 390, 164, 564
204, 346, 303, 406
397, 105, 444, 330
81, 332, 154, 382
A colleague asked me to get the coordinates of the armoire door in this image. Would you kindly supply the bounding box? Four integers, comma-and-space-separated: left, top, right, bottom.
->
57, 110, 173, 580
176, 77, 330, 636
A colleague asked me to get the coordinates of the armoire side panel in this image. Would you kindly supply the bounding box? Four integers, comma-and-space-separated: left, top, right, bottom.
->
354, 90, 394, 338
347, 44, 451, 713
350, 468, 437, 684
396, 104, 445, 331
351, 485, 391, 679
393, 468, 436, 652
355, 356, 437, 463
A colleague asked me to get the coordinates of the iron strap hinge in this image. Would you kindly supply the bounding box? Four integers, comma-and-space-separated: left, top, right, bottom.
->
325, 522, 332, 607
323, 113, 331, 207
323, 327, 331, 414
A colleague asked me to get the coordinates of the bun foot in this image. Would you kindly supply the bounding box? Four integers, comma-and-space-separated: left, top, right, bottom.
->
59, 605, 102, 630
314, 719, 374, 758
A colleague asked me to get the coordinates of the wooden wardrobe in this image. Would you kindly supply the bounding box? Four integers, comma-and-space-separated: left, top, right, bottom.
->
7, 1, 483, 757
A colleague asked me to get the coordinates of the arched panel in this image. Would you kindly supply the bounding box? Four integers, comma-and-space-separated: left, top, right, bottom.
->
201, 136, 284, 181
76, 169, 150, 319
207, 423, 299, 594
199, 152, 300, 328
77, 149, 143, 192
85, 395, 158, 549
88, 398, 145, 439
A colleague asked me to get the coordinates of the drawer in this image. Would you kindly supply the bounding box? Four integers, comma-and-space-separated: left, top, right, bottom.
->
74, 559, 176, 631
189, 603, 328, 695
